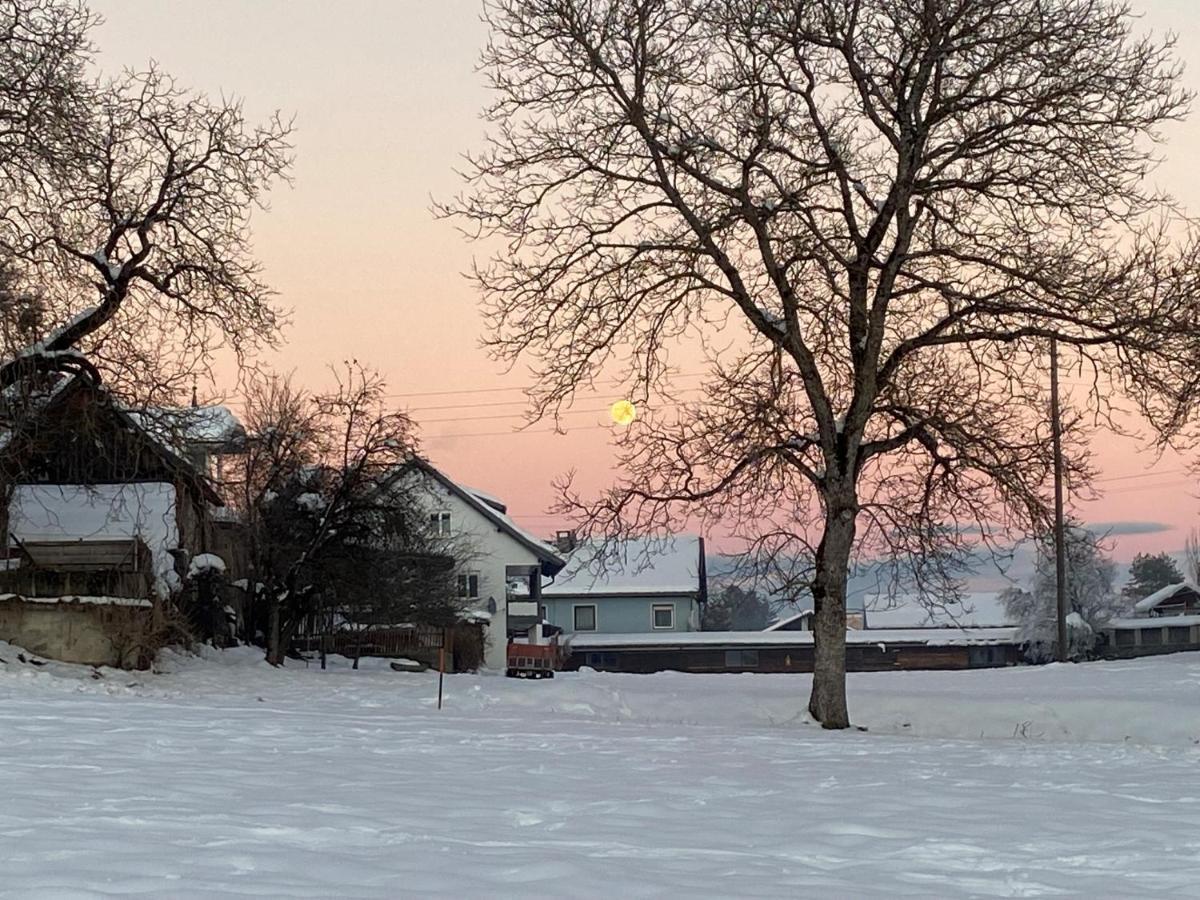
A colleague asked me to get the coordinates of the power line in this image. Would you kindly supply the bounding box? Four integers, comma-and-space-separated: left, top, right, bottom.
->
420, 406, 616, 425
1093, 467, 1186, 484
383, 371, 709, 401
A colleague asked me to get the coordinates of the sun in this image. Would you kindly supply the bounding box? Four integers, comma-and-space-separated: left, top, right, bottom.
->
610, 399, 637, 426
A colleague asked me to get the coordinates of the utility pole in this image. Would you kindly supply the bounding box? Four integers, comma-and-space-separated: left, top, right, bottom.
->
1050, 337, 1068, 662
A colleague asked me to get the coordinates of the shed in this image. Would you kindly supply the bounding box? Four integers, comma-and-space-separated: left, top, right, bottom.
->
1134, 582, 1200, 618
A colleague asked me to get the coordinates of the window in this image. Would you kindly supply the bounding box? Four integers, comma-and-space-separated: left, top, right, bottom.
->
724, 649, 759, 668
1141, 628, 1163, 646
538, 605, 547, 621
1169, 626, 1192, 645
457, 573, 479, 599
573, 604, 597, 631
652, 604, 675, 630
429, 511, 451, 536
1114, 629, 1136, 648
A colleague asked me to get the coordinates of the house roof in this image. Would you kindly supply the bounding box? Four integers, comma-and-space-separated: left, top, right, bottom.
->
406, 458, 565, 576
764, 610, 813, 631
571, 626, 1020, 649
863, 592, 1016, 628
1134, 582, 1199, 613
543, 535, 702, 597
1, 375, 223, 505
133, 404, 246, 451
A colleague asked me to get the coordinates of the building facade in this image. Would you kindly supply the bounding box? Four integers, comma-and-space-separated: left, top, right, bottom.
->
539, 535, 706, 636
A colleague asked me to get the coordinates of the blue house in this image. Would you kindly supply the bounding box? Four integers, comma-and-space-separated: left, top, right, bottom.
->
539, 535, 707, 635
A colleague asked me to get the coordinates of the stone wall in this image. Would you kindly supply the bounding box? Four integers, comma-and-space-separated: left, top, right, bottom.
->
0, 596, 155, 669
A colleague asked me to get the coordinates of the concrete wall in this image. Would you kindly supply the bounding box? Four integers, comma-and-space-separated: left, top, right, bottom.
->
0, 597, 154, 668
541, 594, 700, 635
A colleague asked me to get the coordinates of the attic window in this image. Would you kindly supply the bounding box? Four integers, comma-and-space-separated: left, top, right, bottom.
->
430, 511, 451, 536
457, 573, 479, 599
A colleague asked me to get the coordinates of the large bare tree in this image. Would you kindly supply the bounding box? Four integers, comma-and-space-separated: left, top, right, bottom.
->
0, 1, 292, 404
447, 0, 1200, 726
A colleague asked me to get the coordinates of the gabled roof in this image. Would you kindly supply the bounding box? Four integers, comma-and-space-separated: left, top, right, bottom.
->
764, 610, 813, 631
543, 535, 703, 597
1, 374, 223, 505
1134, 581, 1200, 613
132, 405, 246, 452
406, 457, 565, 576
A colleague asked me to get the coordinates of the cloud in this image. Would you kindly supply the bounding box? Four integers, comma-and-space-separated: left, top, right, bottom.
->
1086, 520, 1174, 537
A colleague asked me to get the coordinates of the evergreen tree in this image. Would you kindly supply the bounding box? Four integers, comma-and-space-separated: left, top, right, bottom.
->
1121, 553, 1184, 602
702, 585, 770, 631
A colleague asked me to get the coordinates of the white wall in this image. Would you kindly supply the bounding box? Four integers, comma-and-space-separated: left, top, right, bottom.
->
410, 473, 544, 669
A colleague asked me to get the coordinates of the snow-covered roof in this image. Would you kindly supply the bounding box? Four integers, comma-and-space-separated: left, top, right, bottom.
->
131, 404, 245, 450
0, 593, 152, 609
544, 536, 702, 597
571, 627, 1020, 649
461, 485, 506, 514
7, 483, 182, 600
863, 592, 1015, 628
1133, 582, 1198, 613
764, 610, 812, 631
1107, 614, 1200, 630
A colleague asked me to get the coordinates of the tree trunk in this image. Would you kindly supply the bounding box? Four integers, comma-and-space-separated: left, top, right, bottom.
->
808, 504, 855, 729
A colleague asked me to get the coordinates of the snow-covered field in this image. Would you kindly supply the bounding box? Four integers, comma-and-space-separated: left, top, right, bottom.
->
1, 646, 1199, 898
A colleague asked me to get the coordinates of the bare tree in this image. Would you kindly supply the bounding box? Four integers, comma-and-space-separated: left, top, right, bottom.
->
231, 365, 466, 666
1185, 530, 1200, 585
0, 0, 95, 184
446, 0, 1200, 726
0, 1, 292, 405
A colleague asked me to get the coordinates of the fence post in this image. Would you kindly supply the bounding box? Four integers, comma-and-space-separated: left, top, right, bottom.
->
437, 646, 445, 710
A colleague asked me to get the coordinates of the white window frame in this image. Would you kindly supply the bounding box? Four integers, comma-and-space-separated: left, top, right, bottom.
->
430, 511, 451, 536
457, 572, 480, 599
651, 603, 675, 630
573, 603, 597, 632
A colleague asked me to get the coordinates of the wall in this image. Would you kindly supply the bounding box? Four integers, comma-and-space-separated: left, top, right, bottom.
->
541, 593, 699, 635
0, 597, 154, 668
410, 473, 547, 669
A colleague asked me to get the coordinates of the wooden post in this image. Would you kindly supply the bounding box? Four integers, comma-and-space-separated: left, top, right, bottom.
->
1050, 336, 1068, 662
437, 646, 445, 710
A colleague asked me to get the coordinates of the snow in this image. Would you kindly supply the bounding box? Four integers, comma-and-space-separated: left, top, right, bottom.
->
763, 610, 812, 630
295, 491, 326, 512
864, 591, 1015, 628
188, 552, 227, 578
1133, 580, 1196, 613
1108, 613, 1200, 630
0, 646, 1198, 897
571, 627, 1019, 648
89, 248, 123, 280
8, 483, 181, 599
0, 594, 152, 608
545, 535, 702, 596
461, 484, 506, 513
132, 404, 244, 449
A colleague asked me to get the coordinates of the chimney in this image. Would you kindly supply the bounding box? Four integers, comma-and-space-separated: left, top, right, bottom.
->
554, 530, 577, 553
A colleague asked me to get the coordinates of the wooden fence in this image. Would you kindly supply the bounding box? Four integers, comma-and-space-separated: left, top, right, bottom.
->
292, 622, 486, 672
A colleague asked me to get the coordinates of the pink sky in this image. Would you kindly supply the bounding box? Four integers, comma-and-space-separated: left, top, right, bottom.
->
90, 1, 1199, 562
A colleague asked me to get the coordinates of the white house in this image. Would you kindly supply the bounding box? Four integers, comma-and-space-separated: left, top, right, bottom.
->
404, 459, 565, 669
